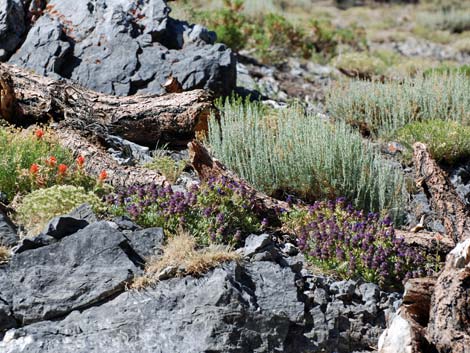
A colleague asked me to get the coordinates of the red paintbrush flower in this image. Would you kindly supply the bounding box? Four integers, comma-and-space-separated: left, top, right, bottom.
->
57, 164, 68, 176
30, 163, 39, 174
46, 156, 57, 167
35, 129, 44, 139
76, 155, 85, 167
98, 170, 108, 181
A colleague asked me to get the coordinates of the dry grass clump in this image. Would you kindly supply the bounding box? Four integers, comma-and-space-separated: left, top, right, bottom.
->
131, 232, 240, 289
453, 37, 470, 54
0, 246, 10, 264
332, 52, 387, 79
144, 155, 186, 183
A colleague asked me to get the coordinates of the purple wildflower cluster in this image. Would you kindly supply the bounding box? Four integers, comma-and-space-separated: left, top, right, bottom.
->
283, 198, 437, 288
106, 176, 261, 246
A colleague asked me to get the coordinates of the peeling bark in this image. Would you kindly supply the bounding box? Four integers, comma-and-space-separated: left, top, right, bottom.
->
413, 142, 470, 243
396, 230, 454, 260
426, 238, 470, 353
0, 62, 213, 147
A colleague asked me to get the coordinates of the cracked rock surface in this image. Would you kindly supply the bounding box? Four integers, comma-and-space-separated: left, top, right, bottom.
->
3, 0, 236, 97
0, 221, 401, 353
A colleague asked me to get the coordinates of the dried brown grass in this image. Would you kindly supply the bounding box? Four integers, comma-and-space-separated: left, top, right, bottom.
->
131, 232, 240, 290
0, 246, 10, 264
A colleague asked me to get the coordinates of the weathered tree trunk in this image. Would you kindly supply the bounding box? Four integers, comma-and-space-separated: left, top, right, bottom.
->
381, 144, 470, 353
0, 62, 213, 147
189, 141, 289, 223
413, 142, 470, 243
379, 278, 437, 353
55, 127, 168, 188
396, 230, 454, 260
426, 239, 470, 353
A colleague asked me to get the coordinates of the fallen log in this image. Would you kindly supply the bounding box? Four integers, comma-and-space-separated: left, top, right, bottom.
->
55, 127, 168, 188
396, 230, 455, 260
188, 141, 289, 223
0, 62, 213, 147
379, 277, 437, 353
426, 238, 470, 353
413, 142, 470, 243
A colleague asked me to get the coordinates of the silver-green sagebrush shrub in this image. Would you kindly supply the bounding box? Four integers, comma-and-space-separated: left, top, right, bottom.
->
327, 72, 470, 137
16, 185, 104, 236
418, 8, 470, 33
207, 100, 407, 224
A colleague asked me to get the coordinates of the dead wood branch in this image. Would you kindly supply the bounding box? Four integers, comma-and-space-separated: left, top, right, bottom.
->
0, 62, 213, 147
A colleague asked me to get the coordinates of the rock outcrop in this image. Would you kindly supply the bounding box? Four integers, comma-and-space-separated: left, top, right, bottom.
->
0, 220, 400, 353
0, 0, 26, 61
2, 0, 236, 97
0, 208, 17, 247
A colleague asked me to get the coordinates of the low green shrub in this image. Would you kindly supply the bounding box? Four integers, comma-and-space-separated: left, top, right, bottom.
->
144, 156, 186, 183
306, 18, 367, 61
395, 120, 470, 165
207, 100, 407, 224
182, 0, 366, 63
332, 52, 387, 78
195, 0, 248, 52
107, 178, 261, 246
247, 13, 314, 63
16, 185, 105, 236
453, 37, 470, 54
0, 127, 74, 201
327, 72, 470, 137
282, 199, 440, 289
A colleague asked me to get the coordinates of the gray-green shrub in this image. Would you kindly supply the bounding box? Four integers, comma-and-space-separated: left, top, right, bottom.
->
327, 72, 470, 137
207, 100, 407, 224
418, 9, 470, 33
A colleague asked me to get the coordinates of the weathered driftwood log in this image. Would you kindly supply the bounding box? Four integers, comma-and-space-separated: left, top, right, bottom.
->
413, 142, 470, 243
396, 230, 455, 260
0, 62, 213, 147
380, 239, 470, 353
426, 238, 470, 353
189, 141, 289, 223
379, 277, 437, 353
55, 127, 168, 188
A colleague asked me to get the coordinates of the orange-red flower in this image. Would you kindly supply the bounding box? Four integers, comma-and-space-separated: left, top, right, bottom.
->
35, 129, 44, 139
30, 163, 39, 174
57, 164, 68, 175
98, 170, 108, 181
76, 155, 85, 167
46, 156, 57, 167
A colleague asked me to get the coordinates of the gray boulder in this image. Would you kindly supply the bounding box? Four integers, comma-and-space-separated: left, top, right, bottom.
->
1, 222, 141, 325
0, 210, 17, 247
0, 0, 26, 60
303, 275, 402, 352
8, 0, 236, 97
127, 227, 165, 259
42, 216, 89, 240
1, 261, 305, 353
